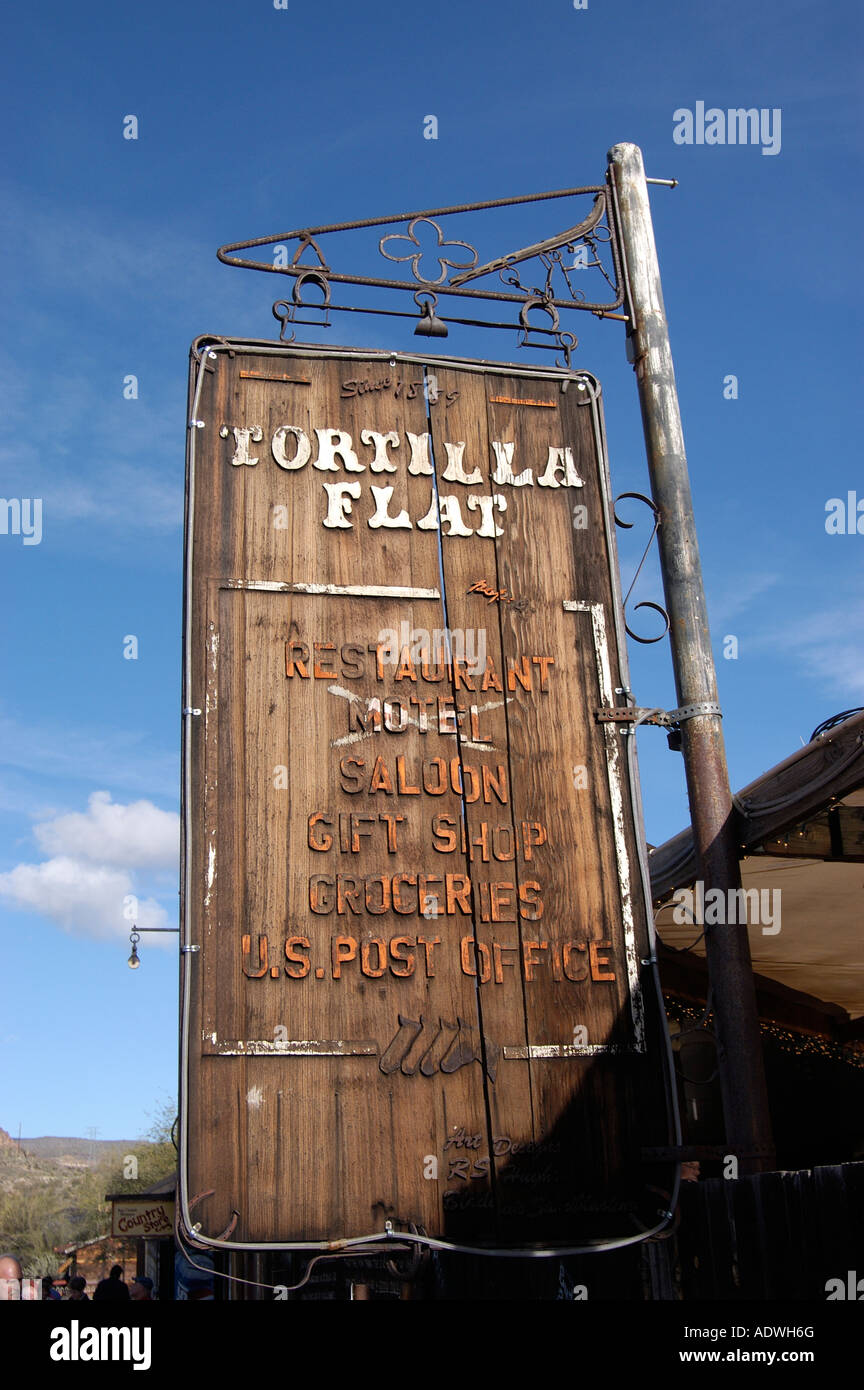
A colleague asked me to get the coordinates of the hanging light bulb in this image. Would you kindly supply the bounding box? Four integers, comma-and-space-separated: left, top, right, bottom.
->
127, 929, 141, 970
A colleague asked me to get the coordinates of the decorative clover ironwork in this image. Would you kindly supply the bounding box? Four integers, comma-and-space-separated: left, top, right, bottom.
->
379, 217, 478, 287
216, 184, 626, 344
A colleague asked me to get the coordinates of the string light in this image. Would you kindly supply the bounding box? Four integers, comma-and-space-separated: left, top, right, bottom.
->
665, 996, 864, 1069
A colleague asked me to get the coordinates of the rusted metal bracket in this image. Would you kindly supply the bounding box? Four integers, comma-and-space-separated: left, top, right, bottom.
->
186, 1189, 239, 1244
598, 707, 668, 727
597, 701, 722, 753
596, 701, 722, 728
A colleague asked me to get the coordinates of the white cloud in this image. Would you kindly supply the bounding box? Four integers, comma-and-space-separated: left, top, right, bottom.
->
0, 856, 169, 942
0, 713, 178, 802
760, 604, 864, 700
706, 571, 781, 628
34, 791, 178, 869
0, 792, 178, 944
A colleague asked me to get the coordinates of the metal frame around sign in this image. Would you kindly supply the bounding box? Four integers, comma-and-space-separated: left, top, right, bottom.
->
179, 340, 665, 1256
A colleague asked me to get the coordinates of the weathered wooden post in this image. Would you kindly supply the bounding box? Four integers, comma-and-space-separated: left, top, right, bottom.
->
608, 141, 775, 1173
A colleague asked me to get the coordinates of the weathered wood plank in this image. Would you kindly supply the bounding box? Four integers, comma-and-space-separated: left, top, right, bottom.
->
181, 345, 660, 1249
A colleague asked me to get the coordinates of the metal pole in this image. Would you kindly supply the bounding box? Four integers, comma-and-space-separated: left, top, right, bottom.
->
608, 142, 775, 1173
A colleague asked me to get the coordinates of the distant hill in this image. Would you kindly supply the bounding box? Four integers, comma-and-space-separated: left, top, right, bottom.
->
19, 1136, 136, 1162
0, 1127, 141, 1165
0, 1125, 177, 1271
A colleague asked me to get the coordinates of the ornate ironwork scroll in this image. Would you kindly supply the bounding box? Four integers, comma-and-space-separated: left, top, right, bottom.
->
217, 183, 626, 352
613, 492, 670, 645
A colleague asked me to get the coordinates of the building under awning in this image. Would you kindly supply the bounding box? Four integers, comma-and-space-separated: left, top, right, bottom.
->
104, 1173, 176, 1299
644, 709, 864, 1294
649, 708, 864, 1032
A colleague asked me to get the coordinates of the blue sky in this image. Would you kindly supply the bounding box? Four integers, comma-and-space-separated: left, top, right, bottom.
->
1, 0, 860, 1138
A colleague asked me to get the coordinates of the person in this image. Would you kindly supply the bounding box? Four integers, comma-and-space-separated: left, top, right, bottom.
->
67, 1276, 89, 1301
130, 1275, 154, 1301
185, 1279, 215, 1301
42, 1275, 62, 1301
93, 1264, 131, 1302
0, 1254, 22, 1301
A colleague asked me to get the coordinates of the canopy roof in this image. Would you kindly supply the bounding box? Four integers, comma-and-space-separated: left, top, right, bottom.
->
649, 711, 864, 1024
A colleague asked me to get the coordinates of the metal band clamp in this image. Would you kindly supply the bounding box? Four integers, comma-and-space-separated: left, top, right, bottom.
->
595, 701, 722, 727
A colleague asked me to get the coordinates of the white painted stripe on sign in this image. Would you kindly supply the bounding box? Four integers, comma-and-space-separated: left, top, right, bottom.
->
207, 1038, 378, 1057
562, 599, 646, 1051
223, 579, 441, 599
502, 1043, 628, 1058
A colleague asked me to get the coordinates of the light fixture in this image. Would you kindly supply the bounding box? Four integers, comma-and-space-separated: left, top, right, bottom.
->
123, 921, 180, 970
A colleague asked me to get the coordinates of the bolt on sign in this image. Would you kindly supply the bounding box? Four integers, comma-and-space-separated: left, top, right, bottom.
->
180, 340, 667, 1253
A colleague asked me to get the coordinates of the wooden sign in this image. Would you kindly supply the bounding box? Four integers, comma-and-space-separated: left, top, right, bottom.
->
180, 342, 663, 1251
110, 1198, 175, 1239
